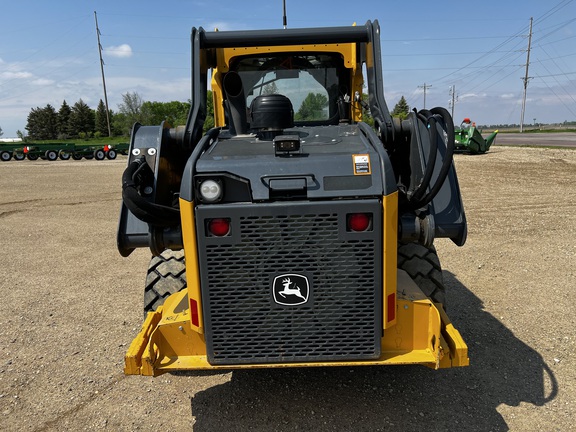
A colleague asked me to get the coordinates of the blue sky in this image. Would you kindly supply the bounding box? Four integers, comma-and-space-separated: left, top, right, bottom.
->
1, 0, 575, 137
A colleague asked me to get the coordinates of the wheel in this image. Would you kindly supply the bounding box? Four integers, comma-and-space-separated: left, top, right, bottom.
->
106, 149, 117, 160
72, 153, 83, 160
397, 242, 446, 307
94, 149, 106, 160
14, 153, 25, 161
27, 154, 38, 161
144, 249, 187, 315
45, 150, 58, 161
59, 151, 71, 160
1, 151, 12, 161
84, 154, 94, 160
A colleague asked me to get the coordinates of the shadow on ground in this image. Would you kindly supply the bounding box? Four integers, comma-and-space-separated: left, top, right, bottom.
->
190, 271, 557, 431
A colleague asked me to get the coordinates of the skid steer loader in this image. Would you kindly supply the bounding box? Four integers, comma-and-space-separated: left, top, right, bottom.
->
117, 20, 469, 376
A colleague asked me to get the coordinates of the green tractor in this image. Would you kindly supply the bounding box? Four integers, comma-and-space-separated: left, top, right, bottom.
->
454, 118, 498, 154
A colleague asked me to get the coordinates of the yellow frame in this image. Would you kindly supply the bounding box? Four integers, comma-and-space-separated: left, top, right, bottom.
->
209, 43, 364, 127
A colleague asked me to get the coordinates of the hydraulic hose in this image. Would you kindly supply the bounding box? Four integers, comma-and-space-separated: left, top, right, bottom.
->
406, 106, 455, 210
409, 109, 438, 204
121, 157, 180, 227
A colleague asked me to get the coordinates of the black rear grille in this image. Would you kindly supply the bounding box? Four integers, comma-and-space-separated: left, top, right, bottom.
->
196, 201, 382, 365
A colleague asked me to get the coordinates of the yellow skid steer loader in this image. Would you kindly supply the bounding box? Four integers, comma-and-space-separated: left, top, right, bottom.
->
118, 20, 469, 376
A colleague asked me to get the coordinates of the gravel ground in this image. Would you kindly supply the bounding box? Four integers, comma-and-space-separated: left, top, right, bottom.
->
0, 146, 574, 431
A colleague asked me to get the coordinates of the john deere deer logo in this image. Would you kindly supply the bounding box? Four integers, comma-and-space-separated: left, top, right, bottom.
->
272, 274, 309, 306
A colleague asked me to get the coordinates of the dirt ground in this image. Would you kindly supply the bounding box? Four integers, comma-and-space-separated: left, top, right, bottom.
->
0, 145, 574, 431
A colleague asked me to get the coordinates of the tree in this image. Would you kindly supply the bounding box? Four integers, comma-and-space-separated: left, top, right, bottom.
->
262, 81, 278, 95
95, 99, 110, 136
361, 93, 374, 127
294, 92, 328, 121
204, 91, 214, 132
117, 92, 144, 136
26, 104, 58, 140
69, 99, 95, 137
57, 100, 73, 139
391, 96, 410, 120
141, 100, 190, 127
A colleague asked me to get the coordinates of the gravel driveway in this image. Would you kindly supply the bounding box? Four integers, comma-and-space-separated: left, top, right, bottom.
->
1, 146, 574, 431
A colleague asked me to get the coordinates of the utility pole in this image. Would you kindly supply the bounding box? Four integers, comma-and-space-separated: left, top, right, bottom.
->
94, 11, 112, 137
282, 0, 287, 29
418, 83, 432, 109
520, 17, 533, 133
449, 85, 458, 119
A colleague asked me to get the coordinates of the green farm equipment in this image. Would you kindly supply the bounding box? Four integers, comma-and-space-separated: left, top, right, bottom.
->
1, 142, 129, 161
454, 118, 498, 154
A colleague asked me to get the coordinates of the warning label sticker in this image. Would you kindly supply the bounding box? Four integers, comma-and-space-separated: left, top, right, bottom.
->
352, 154, 371, 175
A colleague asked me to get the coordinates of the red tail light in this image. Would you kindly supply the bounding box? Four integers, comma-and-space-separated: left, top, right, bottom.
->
208, 218, 231, 237
347, 213, 371, 232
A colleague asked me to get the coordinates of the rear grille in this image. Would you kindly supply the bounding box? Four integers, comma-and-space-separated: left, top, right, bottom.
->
196, 201, 382, 365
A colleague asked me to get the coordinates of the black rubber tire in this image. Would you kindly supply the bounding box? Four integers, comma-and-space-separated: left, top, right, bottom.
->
397, 242, 446, 307
106, 149, 117, 160
72, 153, 83, 160
14, 153, 25, 161
1, 151, 12, 161
45, 150, 58, 161
84, 154, 94, 160
59, 151, 71, 160
94, 149, 106, 160
144, 249, 187, 315
27, 154, 38, 160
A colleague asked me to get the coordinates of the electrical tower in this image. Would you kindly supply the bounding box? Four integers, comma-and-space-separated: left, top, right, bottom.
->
449, 85, 458, 120
520, 17, 533, 133
94, 11, 112, 137
418, 83, 432, 109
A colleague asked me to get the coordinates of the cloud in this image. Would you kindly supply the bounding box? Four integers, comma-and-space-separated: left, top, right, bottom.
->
105, 44, 133, 59
1, 71, 33, 80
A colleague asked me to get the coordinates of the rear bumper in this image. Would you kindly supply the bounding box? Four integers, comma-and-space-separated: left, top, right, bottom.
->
125, 270, 469, 376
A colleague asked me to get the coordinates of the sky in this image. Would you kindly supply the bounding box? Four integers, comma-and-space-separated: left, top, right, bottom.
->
0, 0, 575, 137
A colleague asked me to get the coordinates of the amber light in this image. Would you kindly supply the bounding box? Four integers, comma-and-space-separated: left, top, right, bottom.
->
208, 218, 231, 236
347, 213, 372, 232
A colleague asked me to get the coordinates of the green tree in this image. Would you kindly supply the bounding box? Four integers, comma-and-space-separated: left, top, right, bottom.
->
69, 99, 95, 137
95, 99, 110, 136
391, 96, 410, 120
26, 104, 58, 140
57, 100, 73, 139
361, 93, 374, 127
204, 91, 214, 132
141, 100, 190, 127
295, 92, 328, 121
117, 92, 144, 136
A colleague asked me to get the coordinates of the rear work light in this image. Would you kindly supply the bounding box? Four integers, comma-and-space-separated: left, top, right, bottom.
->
208, 218, 231, 237
199, 179, 223, 203
347, 213, 372, 232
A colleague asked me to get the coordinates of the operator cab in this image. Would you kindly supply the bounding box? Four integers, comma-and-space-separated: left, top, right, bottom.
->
220, 53, 353, 137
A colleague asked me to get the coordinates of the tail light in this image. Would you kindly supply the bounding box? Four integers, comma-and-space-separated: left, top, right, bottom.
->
208, 218, 231, 237
347, 213, 372, 232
